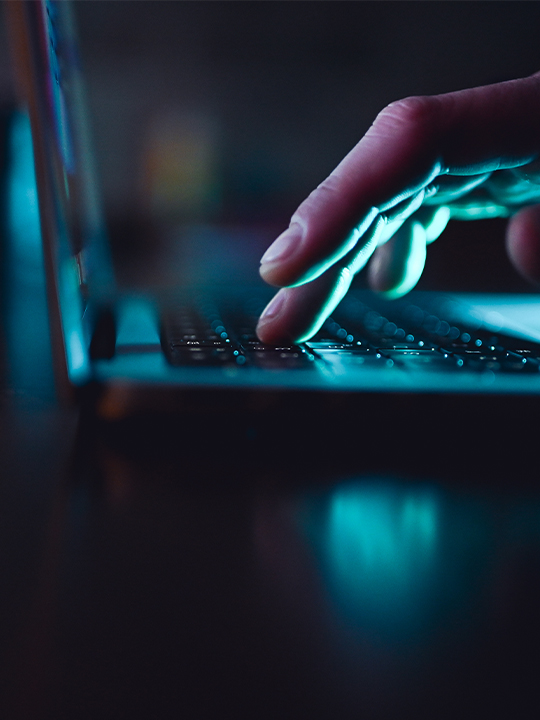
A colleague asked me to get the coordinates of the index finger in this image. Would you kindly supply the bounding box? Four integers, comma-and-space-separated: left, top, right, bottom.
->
260, 73, 540, 289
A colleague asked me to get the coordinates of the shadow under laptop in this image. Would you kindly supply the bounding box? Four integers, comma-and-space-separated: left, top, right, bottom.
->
76, 384, 540, 495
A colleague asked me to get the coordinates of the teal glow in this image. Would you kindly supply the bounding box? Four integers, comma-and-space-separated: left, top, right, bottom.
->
323, 482, 439, 636
5, 111, 55, 395
6, 111, 90, 388
285, 481, 540, 657
7, 112, 41, 254
383, 222, 426, 299
449, 203, 509, 220
424, 205, 450, 244
296, 267, 354, 343
290, 206, 379, 288
59, 255, 90, 381
67, 328, 86, 374
444, 294, 540, 344
115, 296, 160, 346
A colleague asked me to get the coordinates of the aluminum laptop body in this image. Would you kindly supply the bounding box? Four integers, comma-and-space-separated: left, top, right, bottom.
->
9, 0, 540, 422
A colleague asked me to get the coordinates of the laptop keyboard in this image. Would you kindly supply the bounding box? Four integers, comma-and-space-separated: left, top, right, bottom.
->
161, 295, 313, 369
160, 291, 540, 374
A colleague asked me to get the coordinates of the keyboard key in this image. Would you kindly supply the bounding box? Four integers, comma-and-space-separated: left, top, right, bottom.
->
166, 346, 239, 367
246, 350, 314, 369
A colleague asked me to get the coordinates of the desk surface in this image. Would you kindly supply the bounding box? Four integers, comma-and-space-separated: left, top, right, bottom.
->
3, 350, 540, 720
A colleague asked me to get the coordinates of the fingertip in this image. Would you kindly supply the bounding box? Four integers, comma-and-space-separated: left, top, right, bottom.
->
258, 262, 286, 288
256, 290, 292, 344
506, 205, 540, 284
256, 267, 354, 344
255, 287, 317, 344
255, 322, 291, 345
259, 224, 304, 287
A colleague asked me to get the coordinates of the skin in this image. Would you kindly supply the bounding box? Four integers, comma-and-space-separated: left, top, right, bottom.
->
256, 72, 540, 344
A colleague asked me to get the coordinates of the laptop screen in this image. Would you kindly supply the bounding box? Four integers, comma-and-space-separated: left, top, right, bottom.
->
8, 0, 116, 390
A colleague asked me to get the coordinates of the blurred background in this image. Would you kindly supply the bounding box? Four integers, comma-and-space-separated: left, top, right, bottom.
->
4, 0, 540, 290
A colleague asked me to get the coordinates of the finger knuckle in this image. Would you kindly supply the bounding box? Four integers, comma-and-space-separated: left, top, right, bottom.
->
292, 175, 347, 223
372, 95, 440, 139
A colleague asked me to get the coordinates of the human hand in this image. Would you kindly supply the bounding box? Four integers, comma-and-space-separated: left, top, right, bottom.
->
256, 73, 540, 343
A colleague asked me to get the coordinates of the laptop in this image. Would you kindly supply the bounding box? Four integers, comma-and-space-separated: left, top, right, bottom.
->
8, 0, 540, 422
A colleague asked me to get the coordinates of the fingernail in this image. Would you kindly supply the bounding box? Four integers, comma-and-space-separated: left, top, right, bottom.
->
260, 224, 303, 265
257, 291, 285, 325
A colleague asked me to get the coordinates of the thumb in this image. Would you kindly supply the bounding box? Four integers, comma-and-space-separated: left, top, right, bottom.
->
506, 205, 540, 284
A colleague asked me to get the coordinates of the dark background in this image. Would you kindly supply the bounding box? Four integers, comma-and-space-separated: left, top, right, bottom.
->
74, 0, 540, 292
74, 1, 540, 218
3, 1, 540, 291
